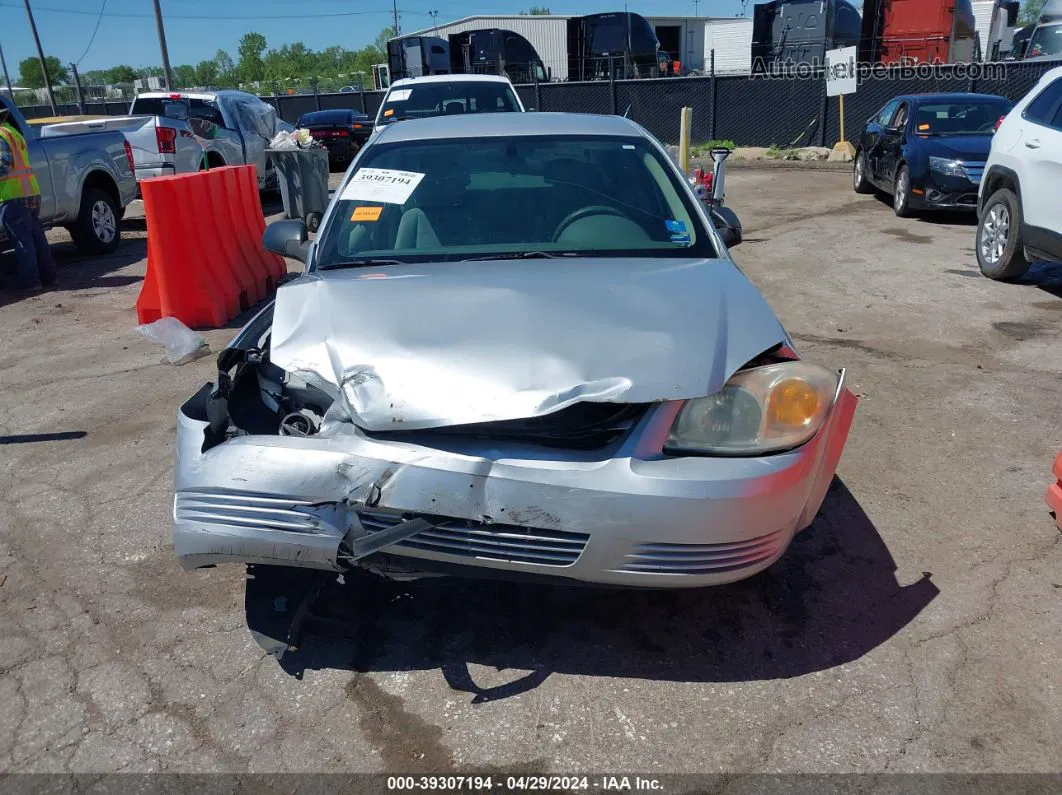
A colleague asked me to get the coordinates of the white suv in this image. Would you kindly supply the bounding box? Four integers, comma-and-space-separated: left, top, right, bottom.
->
977, 65, 1062, 280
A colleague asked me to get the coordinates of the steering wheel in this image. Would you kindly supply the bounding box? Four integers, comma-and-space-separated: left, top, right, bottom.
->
552, 205, 628, 242
977, 119, 997, 133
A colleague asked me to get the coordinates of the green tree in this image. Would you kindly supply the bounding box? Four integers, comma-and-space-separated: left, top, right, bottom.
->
1020, 0, 1047, 24
519, 6, 551, 14
374, 26, 396, 51
195, 58, 219, 86
105, 65, 139, 84
214, 49, 236, 85
238, 32, 267, 82
173, 64, 197, 88
17, 56, 69, 88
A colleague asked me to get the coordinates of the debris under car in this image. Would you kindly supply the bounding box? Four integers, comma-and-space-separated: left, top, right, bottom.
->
173, 112, 858, 592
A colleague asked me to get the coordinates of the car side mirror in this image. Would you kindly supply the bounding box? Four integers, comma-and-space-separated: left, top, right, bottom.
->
719, 225, 741, 248
263, 219, 310, 263
710, 205, 743, 249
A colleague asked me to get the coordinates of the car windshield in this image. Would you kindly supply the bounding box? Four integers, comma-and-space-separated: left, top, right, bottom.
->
378, 82, 519, 125
1027, 24, 1062, 57
314, 134, 714, 267
912, 100, 1014, 135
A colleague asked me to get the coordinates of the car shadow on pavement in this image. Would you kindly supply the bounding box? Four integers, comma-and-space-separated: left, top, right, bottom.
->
1019, 261, 1062, 300
918, 213, 977, 227
868, 194, 978, 226
247, 478, 938, 700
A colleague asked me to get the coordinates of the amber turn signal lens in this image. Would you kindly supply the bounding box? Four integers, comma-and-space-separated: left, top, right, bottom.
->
766, 378, 820, 429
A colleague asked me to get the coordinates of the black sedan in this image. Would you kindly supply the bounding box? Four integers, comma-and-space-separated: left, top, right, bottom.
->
294, 109, 372, 169
852, 93, 1014, 217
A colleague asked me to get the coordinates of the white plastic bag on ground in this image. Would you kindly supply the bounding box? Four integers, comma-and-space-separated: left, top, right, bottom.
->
135, 317, 210, 365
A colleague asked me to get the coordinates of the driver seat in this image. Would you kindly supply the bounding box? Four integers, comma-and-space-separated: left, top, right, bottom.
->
395, 208, 441, 249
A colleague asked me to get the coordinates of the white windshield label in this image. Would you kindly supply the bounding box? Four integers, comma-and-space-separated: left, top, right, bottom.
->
340, 168, 426, 205
388, 89, 413, 102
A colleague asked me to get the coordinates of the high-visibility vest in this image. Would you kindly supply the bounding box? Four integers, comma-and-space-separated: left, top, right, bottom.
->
0, 122, 41, 202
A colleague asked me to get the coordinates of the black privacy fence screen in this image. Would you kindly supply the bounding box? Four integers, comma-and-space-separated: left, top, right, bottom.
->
16, 60, 1059, 149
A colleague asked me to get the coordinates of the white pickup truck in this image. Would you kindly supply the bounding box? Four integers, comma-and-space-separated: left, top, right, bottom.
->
42, 90, 282, 191
1, 95, 137, 255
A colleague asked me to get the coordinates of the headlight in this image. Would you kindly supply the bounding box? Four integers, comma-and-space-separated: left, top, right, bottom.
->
929, 156, 968, 179
665, 362, 840, 456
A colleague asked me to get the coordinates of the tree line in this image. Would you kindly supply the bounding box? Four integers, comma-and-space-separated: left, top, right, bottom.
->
16, 27, 394, 91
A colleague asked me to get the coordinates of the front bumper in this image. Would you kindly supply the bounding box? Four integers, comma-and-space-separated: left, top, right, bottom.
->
174, 382, 857, 588
913, 172, 981, 211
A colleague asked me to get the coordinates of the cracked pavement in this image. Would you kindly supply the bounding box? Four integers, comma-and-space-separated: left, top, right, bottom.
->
0, 170, 1059, 775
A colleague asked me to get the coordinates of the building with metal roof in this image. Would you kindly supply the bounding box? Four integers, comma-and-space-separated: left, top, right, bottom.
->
398, 14, 755, 81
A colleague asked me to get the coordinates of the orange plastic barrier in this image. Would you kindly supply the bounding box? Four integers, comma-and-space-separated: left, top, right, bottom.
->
1047, 451, 1062, 531
136, 165, 283, 328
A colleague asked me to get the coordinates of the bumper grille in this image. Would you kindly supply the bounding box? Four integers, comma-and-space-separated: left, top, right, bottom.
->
964, 163, 985, 184
175, 489, 329, 534
617, 529, 788, 575
359, 511, 589, 567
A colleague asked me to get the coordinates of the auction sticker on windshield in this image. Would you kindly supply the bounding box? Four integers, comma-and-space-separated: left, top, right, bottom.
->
388, 89, 413, 102
340, 168, 426, 204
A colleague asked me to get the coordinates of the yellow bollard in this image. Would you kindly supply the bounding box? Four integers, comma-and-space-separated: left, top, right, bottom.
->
678, 106, 693, 175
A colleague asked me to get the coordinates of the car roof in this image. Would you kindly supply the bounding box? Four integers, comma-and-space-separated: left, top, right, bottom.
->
1038, 64, 1062, 83
136, 91, 218, 101
136, 89, 264, 102
388, 74, 514, 89
298, 108, 364, 119
372, 112, 645, 143
892, 92, 1012, 104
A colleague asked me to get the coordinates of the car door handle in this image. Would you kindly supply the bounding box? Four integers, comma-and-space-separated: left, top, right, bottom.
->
1025, 139, 1041, 149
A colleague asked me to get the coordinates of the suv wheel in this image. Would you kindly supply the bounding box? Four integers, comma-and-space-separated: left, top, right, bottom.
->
976, 188, 1030, 281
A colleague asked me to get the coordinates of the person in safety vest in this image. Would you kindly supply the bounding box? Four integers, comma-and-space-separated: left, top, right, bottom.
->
0, 104, 56, 292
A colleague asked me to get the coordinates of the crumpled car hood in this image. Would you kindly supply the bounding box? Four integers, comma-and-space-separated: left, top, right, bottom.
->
269, 258, 788, 431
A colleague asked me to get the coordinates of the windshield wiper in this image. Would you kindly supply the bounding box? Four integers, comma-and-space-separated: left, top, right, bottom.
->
460, 251, 579, 262
319, 258, 406, 271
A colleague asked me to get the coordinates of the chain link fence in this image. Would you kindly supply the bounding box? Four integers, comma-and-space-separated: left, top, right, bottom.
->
13, 60, 1060, 148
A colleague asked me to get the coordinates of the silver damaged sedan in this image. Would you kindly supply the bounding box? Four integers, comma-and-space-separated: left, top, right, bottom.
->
174, 113, 858, 588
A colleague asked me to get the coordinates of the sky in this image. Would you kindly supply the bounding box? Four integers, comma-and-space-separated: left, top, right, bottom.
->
0, 0, 757, 78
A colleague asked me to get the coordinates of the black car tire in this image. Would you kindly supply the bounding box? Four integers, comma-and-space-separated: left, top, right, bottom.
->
69, 187, 121, 255
976, 188, 1030, 281
853, 150, 873, 194
306, 212, 322, 233
893, 165, 914, 218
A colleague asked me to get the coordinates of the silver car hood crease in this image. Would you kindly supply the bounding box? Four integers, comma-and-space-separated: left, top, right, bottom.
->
269, 258, 787, 431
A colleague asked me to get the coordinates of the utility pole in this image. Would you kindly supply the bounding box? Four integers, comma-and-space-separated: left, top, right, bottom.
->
23, 0, 57, 114
693, 0, 700, 17
429, 10, 439, 33
0, 40, 13, 101
392, 0, 401, 35
70, 62, 86, 114
152, 0, 174, 90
